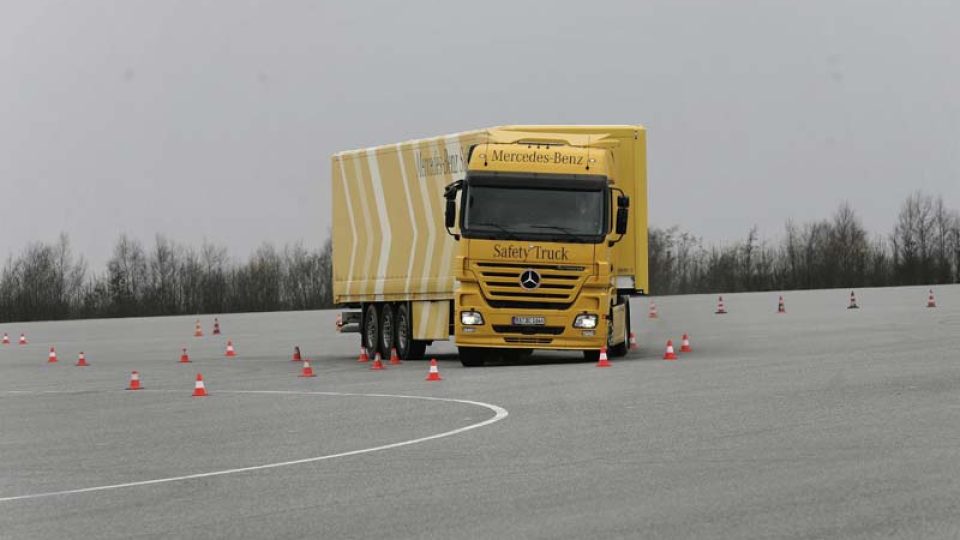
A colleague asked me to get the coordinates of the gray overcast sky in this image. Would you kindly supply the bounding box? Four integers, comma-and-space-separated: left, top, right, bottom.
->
2, 1, 958, 267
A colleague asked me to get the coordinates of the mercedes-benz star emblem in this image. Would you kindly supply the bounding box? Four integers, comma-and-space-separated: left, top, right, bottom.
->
519, 269, 541, 290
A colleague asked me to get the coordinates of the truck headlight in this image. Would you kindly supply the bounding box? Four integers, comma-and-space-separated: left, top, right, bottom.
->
460, 311, 484, 325
573, 313, 598, 329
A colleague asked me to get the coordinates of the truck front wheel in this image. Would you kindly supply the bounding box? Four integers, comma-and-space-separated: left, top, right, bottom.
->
583, 316, 616, 362
458, 347, 487, 367
609, 303, 630, 358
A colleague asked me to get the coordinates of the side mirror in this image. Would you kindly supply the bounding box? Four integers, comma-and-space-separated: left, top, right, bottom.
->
445, 198, 457, 229
443, 180, 463, 238
615, 207, 629, 235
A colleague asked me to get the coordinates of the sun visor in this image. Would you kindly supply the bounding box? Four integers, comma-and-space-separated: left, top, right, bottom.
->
466, 173, 608, 190
486, 130, 618, 148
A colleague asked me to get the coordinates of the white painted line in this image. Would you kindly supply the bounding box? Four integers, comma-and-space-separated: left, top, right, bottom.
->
338, 159, 359, 296
352, 153, 377, 293
417, 141, 438, 293
367, 151, 392, 296
397, 143, 419, 294
0, 390, 508, 503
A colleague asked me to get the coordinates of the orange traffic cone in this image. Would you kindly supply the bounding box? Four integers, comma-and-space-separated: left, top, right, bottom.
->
927, 289, 937, 308
292, 346, 302, 362
192, 373, 207, 397
715, 296, 728, 315
75, 352, 89, 367
777, 295, 786, 314
224, 340, 236, 357
389, 347, 402, 365
648, 302, 659, 319
212, 318, 221, 335
426, 358, 442, 381
194, 320, 204, 337
1, 333, 8, 345
628, 332, 639, 351
680, 334, 692, 353
179, 348, 191, 363
357, 346, 369, 363
370, 352, 385, 371
19, 333, 27, 345
48, 347, 58, 363
596, 346, 612, 367
848, 290, 860, 309
298, 360, 316, 378
663, 340, 677, 360
128, 371, 142, 390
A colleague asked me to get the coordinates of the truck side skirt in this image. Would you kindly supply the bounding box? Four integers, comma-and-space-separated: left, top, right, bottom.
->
413, 300, 451, 340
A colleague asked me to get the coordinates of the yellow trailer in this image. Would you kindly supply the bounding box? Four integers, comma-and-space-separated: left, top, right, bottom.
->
332, 125, 647, 366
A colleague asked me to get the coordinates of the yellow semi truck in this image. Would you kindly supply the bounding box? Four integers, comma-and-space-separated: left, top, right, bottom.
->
332, 125, 647, 366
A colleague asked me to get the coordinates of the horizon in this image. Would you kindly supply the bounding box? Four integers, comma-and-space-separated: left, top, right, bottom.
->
1, 191, 949, 269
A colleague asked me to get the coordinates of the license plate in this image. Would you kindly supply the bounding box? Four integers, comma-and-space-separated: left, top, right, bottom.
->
512, 316, 545, 326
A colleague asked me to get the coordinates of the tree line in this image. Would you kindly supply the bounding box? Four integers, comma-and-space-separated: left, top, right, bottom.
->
1, 191, 957, 322
649, 192, 960, 295
0, 234, 333, 323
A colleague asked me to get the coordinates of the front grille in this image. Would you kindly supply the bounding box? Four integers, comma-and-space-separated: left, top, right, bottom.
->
504, 337, 553, 344
486, 299, 575, 310
493, 325, 565, 335
477, 262, 586, 271
486, 291, 569, 299
483, 280, 575, 291
475, 262, 588, 310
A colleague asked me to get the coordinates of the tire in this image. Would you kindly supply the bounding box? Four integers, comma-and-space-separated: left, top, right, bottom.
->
396, 303, 427, 360
459, 347, 487, 367
583, 349, 601, 363
362, 303, 380, 354
609, 301, 630, 358
379, 303, 396, 357
501, 349, 533, 363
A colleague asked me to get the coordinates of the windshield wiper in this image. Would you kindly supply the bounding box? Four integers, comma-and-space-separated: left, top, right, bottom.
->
531, 225, 584, 238
468, 221, 521, 241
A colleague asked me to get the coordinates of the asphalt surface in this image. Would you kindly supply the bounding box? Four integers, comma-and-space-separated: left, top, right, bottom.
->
1, 284, 959, 539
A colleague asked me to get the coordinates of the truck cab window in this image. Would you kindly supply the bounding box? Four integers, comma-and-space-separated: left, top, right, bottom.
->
462, 180, 607, 244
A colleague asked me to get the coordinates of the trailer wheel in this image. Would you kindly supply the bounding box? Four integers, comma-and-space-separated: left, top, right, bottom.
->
396, 304, 426, 360
362, 303, 380, 354
379, 303, 396, 357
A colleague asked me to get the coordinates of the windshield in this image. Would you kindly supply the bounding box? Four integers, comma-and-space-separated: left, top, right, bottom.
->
461, 181, 606, 243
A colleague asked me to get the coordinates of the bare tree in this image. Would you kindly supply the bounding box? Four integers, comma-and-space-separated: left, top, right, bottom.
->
830, 202, 868, 287
932, 196, 958, 282
178, 247, 203, 314
147, 235, 179, 315
204, 241, 229, 312
953, 221, 960, 283
107, 235, 147, 316
893, 192, 937, 284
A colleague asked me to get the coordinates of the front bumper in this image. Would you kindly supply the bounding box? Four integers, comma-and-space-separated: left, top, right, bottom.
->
455, 286, 610, 350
